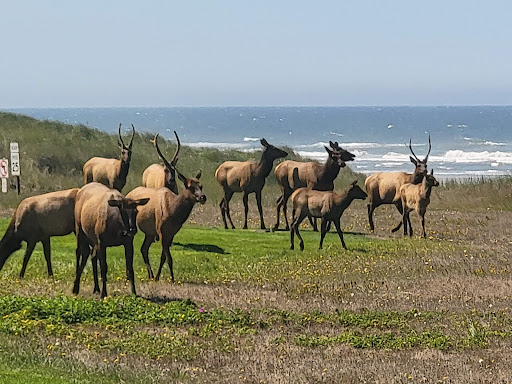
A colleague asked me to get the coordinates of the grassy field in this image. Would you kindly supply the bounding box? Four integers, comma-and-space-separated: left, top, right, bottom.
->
2, 112, 512, 382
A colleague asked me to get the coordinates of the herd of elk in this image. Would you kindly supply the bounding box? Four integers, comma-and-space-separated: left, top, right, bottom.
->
0, 123, 441, 297
215, 138, 288, 230
274, 141, 355, 231
83, 123, 135, 192
364, 136, 431, 232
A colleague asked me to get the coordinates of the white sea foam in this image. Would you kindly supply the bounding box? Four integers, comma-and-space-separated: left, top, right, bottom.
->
440, 150, 512, 164
184, 142, 254, 151
243, 137, 260, 142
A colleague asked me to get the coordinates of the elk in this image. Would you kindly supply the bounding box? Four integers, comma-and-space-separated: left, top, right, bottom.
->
215, 138, 288, 230
396, 169, 439, 238
126, 167, 206, 281
142, 131, 181, 194
274, 142, 355, 230
73, 182, 149, 298
0, 188, 79, 278
290, 181, 367, 251
83, 123, 135, 192
364, 136, 431, 232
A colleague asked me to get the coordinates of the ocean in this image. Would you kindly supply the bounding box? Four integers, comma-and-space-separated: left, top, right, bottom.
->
5, 106, 512, 179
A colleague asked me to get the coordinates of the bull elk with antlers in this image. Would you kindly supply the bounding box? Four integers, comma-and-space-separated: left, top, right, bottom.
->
215, 138, 288, 230
274, 142, 355, 231
83, 123, 135, 192
126, 167, 206, 281
142, 131, 181, 194
364, 136, 431, 232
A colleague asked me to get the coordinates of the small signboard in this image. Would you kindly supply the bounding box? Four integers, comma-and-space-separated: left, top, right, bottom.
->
10, 152, 20, 176
10, 142, 19, 153
0, 158, 8, 178
1, 178, 6, 193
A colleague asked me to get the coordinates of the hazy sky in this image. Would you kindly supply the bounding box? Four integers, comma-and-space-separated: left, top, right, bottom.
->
1, 1, 511, 107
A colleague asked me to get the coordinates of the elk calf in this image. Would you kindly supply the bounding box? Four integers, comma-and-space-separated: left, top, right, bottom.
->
397, 170, 439, 238
127, 167, 206, 281
290, 181, 367, 251
0, 189, 79, 278
215, 138, 287, 230
73, 183, 149, 298
83, 123, 135, 192
142, 131, 181, 193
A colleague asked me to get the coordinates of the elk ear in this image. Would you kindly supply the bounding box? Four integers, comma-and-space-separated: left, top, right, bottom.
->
352, 180, 358, 186
410, 156, 418, 166
324, 146, 333, 155
135, 198, 150, 206
108, 199, 122, 208
430, 169, 434, 175
195, 170, 202, 179
177, 170, 188, 186
260, 138, 269, 147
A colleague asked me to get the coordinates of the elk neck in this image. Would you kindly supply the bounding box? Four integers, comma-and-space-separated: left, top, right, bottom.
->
318, 156, 341, 184
170, 189, 197, 225
117, 155, 131, 180
255, 151, 276, 178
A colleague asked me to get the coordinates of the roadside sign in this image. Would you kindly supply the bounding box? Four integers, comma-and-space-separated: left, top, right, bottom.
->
10, 142, 19, 153
0, 158, 8, 178
10, 152, 20, 176
1, 178, 6, 193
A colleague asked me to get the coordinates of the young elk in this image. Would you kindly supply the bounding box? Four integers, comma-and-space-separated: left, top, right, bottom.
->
364, 136, 431, 232
0, 188, 79, 278
274, 142, 355, 230
126, 167, 206, 281
83, 123, 135, 192
397, 170, 439, 238
73, 182, 149, 298
215, 138, 288, 230
142, 131, 181, 194
290, 181, 367, 251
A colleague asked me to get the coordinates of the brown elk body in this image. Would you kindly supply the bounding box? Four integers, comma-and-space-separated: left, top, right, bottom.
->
398, 170, 439, 238
0, 188, 79, 278
364, 137, 431, 232
83, 124, 135, 192
215, 139, 288, 230
274, 142, 355, 230
290, 181, 367, 250
126, 168, 206, 281
73, 183, 149, 298
142, 131, 181, 194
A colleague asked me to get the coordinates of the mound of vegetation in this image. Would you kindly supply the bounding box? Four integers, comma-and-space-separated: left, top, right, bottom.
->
0, 112, 364, 211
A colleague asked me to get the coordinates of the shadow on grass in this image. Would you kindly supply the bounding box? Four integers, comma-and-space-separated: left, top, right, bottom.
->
141, 295, 197, 306
174, 242, 229, 254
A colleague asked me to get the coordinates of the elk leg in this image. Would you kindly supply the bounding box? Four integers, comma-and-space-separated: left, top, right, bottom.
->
219, 198, 228, 230
124, 241, 136, 296
307, 215, 319, 232
255, 190, 265, 230
98, 245, 108, 299
41, 237, 53, 277
73, 240, 91, 295
141, 234, 154, 279
391, 201, 404, 233
294, 211, 308, 251
367, 203, 375, 232
19, 241, 36, 279
406, 212, 413, 237
224, 191, 236, 229
319, 218, 328, 249
274, 194, 284, 230
333, 219, 347, 250
91, 247, 101, 294
282, 192, 291, 231
155, 238, 174, 282
242, 192, 249, 229
420, 209, 426, 238
402, 209, 408, 236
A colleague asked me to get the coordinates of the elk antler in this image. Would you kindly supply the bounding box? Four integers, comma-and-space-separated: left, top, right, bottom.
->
406, 139, 420, 162
171, 131, 180, 166
128, 124, 135, 149
118, 123, 125, 147
423, 135, 431, 163
152, 134, 173, 170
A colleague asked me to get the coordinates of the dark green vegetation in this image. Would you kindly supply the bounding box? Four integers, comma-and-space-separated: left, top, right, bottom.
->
1, 112, 512, 382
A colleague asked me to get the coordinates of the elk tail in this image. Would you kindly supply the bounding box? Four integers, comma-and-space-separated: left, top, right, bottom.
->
0, 214, 22, 272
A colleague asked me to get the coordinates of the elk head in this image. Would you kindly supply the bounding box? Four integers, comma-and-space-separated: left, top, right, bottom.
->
329, 141, 356, 163
347, 180, 368, 200
324, 146, 347, 168
118, 124, 135, 162
176, 168, 207, 205
108, 196, 150, 236
407, 135, 431, 183
261, 138, 288, 161
424, 169, 439, 188
151, 132, 181, 190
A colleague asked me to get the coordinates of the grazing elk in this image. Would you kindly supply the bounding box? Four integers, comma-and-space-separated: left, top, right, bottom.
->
83, 123, 135, 192
73, 182, 149, 298
142, 131, 181, 194
396, 169, 439, 238
215, 138, 288, 230
364, 136, 431, 232
274, 142, 355, 231
290, 181, 367, 251
0, 188, 79, 278
126, 167, 206, 281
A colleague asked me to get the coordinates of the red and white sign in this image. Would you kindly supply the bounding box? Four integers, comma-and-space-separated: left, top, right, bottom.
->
0, 158, 8, 178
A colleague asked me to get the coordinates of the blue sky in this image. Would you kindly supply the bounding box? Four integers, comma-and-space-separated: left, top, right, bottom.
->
1, 1, 511, 107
